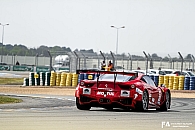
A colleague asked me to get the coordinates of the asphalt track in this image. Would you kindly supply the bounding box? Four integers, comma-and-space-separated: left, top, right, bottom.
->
0, 94, 195, 130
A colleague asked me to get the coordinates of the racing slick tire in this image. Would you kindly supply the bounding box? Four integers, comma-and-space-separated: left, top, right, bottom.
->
156, 91, 171, 111
76, 98, 91, 110
134, 90, 149, 111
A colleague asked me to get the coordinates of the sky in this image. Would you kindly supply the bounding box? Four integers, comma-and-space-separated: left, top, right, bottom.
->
0, 0, 195, 57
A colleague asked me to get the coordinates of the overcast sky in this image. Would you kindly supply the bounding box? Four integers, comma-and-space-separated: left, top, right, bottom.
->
0, 0, 195, 57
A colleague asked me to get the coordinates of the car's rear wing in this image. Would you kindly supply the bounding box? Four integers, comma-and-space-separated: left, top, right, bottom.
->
76, 69, 138, 88
76, 69, 138, 77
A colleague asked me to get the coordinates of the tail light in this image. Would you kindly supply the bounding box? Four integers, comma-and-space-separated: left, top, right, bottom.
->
119, 84, 136, 90
118, 85, 131, 90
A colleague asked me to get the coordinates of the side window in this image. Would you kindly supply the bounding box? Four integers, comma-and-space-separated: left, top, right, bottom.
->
142, 76, 156, 87
141, 77, 147, 83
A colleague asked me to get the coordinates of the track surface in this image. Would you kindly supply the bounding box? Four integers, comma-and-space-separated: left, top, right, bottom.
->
0, 94, 195, 130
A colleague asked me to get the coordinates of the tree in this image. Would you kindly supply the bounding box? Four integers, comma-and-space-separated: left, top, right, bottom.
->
151, 53, 158, 58
185, 54, 192, 60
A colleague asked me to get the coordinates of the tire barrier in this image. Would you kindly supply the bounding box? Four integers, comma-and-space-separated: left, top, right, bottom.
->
190, 76, 195, 90
72, 73, 78, 87
154, 75, 159, 86
164, 75, 169, 88
23, 78, 29, 86
178, 76, 184, 90
173, 76, 179, 90
84, 73, 88, 80
158, 75, 164, 86
56, 73, 61, 86
168, 76, 174, 90
34, 72, 40, 86
29, 72, 35, 86
24, 72, 195, 90
50, 72, 56, 86
45, 72, 51, 86
60, 72, 67, 86
184, 76, 190, 90
78, 73, 84, 84
66, 73, 73, 86
40, 72, 45, 86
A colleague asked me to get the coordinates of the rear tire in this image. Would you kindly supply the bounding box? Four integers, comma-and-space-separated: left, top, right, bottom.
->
135, 90, 149, 111
76, 98, 91, 110
156, 91, 170, 111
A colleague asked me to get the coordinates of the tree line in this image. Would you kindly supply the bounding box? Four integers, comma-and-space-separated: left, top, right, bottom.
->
0, 43, 193, 61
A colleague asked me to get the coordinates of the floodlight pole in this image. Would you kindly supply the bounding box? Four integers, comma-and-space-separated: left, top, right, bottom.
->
0, 23, 9, 63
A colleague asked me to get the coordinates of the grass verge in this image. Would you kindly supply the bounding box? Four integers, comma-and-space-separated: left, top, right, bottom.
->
0, 78, 23, 85
0, 96, 23, 104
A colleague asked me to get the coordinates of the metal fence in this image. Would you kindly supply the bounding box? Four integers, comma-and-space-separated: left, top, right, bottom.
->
0, 51, 194, 73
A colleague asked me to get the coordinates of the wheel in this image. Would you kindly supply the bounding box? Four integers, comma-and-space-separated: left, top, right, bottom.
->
135, 90, 149, 111
142, 90, 149, 111
157, 91, 171, 111
76, 98, 91, 110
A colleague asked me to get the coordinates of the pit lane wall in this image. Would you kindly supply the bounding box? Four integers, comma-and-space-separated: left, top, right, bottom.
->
22, 72, 195, 90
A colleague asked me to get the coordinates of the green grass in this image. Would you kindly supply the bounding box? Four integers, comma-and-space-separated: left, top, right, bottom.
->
0, 78, 24, 85
0, 96, 23, 104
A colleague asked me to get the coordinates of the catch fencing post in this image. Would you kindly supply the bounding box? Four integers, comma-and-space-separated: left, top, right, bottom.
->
168, 54, 173, 69
110, 51, 115, 68
74, 51, 80, 70
143, 51, 148, 75
47, 50, 53, 72
178, 52, 184, 72
100, 51, 106, 61
81, 52, 86, 69
148, 53, 153, 69
128, 53, 132, 70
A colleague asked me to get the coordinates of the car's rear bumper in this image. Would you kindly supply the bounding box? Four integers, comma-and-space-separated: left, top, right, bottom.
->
78, 95, 136, 109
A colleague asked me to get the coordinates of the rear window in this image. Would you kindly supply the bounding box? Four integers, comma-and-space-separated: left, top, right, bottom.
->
99, 74, 132, 82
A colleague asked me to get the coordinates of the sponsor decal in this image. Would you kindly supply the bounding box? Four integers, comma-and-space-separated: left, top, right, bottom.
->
136, 88, 143, 95
121, 90, 130, 97
83, 88, 91, 94
158, 89, 162, 102
134, 94, 138, 99
97, 91, 114, 96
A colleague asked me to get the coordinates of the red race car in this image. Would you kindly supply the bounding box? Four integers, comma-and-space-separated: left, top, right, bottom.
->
75, 70, 171, 111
